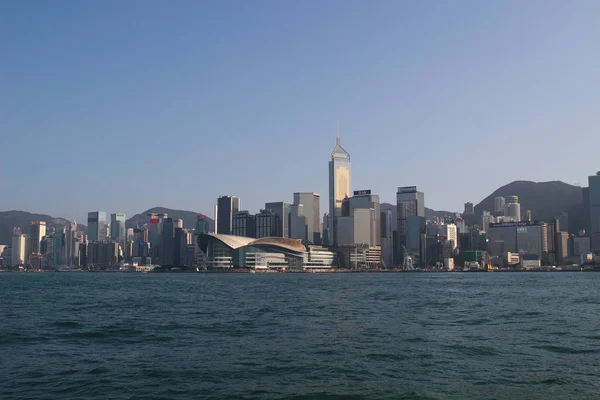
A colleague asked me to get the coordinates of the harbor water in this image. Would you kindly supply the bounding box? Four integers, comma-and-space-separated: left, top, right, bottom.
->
1, 272, 599, 399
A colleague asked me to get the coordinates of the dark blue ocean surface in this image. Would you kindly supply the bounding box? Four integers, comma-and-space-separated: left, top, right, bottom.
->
1, 272, 600, 399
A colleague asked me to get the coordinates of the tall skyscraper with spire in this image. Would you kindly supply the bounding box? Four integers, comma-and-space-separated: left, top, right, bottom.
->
328, 134, 351, 246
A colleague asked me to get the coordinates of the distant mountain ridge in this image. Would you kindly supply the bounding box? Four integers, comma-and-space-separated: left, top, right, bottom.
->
0, 211, 85, 245
0, 181, 585, 244
473, 180, 582, 222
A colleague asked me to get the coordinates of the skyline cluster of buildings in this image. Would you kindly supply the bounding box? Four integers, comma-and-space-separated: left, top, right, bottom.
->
1, 135, 599, 271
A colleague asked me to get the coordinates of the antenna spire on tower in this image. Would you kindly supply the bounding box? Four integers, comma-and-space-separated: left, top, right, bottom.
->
336, 120, 340, 144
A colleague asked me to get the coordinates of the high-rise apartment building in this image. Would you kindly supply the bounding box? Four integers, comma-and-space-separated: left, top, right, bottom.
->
589, 173, 600, 253
293, 192, 321, 244
444, 224, 458, 250
87, 212, 108, 242
217, 196, 240, 235
264, 202, 291, 238
328, 137, 351, 246
556, 231, 569, 263
396, 186, 425, 265
504, 196, 521, 222
495, 197, 506, 214
481, 211, 494, 232
11, 232, 27, 266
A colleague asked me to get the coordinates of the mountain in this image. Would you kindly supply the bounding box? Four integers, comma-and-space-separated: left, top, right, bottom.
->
474, 180, 583, 223
380, 203, 455, 230
0, 211, 85, 245
126, 207, 214, 232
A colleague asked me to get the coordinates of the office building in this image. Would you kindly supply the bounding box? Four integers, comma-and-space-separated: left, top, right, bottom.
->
516, 224, 543, 259
11, 232, 27, 266
328, 137, 351, 245
583, 187, 590, 235
232, 211, 256, 238
147, 213, 167, 263
504, 196, 521, 222
87, 212, 108, 242
161, 217, 175, 265
255, 209, 279, 238
407, 216, 427, 267
293, 192, 321, 244
396, 186, 425, 265
322, 213, 330, 245
264, 202, 291, 238
217, 196, 240, 235
380, 210, 393, 268
487, 221, 544, 260
464, 202, 474, 215
525, 210, 532, 222
573, 236, 591, 256
29, 221, 46, 259
110, 213, 126, 244
196, 215, 209, 235
174, 228, 191, 266
86, 241, 119, 267
588, 173, 600, 253
289, 204, 307, 241
487, 222, 518, 256
495, 197, 505, 214
335, 191, 380, 247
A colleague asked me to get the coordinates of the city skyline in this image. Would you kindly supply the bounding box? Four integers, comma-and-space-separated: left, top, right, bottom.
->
2, 2, 600, 221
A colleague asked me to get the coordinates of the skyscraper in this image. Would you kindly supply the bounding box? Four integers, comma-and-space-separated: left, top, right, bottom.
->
255, 209, 279, 238
289, 204, 307, 241
161, 217, 175, 266
11, 232, 26, 266
265, 202, 291, 238
293, 192, 321, 244
196, 215, 209, 234
87, 211, 108, 242
217, 196, 240, 235
328, 137, 351, 246
110, 213, 126, 244
29, 221, 46, 255
589, 172, 600, 253
232, 211, 256, 238
380, 210, 393, 268
396, 186, 425, 265
464, 202, 474, 215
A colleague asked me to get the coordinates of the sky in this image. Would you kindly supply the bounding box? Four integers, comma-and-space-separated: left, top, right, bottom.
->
1, 0, 599, 223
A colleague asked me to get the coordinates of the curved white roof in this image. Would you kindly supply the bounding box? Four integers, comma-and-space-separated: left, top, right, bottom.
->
204, 233, 255, 249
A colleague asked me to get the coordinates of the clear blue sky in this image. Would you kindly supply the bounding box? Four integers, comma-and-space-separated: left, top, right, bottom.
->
2, 0, 599, 223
